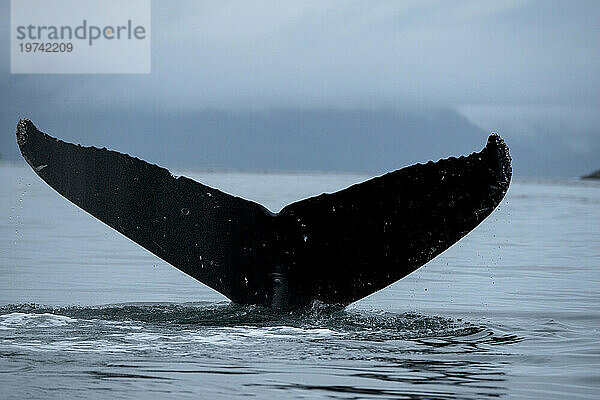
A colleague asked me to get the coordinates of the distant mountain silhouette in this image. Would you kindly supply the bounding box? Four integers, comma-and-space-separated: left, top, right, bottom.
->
582, 169, 600, 179
2, 108, 597, 177
3, 108, 485, 173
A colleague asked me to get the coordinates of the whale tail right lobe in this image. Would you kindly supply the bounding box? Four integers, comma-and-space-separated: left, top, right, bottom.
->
277, 133, 511, 307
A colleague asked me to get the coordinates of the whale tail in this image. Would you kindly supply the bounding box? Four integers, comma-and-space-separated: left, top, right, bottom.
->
16, 119, 511, 309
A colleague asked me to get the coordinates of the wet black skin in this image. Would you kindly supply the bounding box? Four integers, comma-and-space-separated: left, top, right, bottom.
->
16, 119, 511, 310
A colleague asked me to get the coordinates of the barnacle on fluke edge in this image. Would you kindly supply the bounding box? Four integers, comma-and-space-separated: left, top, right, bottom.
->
16, 119, 511, 310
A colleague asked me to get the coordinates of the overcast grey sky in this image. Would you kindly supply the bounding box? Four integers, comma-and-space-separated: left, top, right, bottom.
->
1, 0, 599, 175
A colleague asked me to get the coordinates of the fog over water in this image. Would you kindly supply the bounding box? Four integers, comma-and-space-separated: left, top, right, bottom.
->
1, 0, 599, 176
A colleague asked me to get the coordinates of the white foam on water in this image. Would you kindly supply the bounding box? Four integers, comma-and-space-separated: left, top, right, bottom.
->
185, 325, 346, 345
7, 339, 136, 353
0, 312, 77, 329
114, 325, 348, 349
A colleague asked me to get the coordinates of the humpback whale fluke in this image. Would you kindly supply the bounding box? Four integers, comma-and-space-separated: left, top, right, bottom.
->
16, 119, 511, 309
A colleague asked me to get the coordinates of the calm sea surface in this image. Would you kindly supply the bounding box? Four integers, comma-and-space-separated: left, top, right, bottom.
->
1, 163, 599, 399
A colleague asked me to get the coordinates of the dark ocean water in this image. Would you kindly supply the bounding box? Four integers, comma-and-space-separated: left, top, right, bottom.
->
1, 164, 599, 399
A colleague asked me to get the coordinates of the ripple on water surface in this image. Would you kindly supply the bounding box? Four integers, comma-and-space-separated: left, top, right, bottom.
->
0, 302, 520, 365
0, 305, 553, 399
